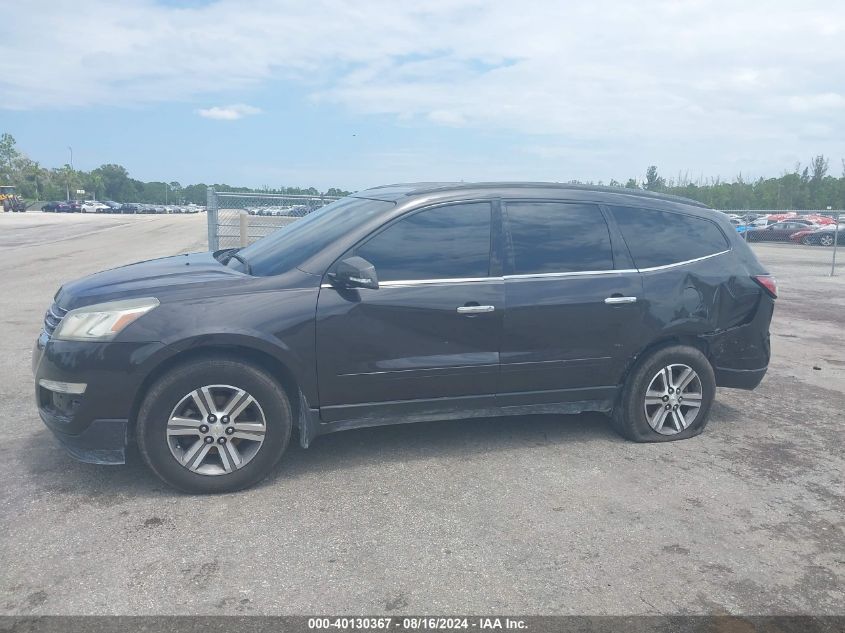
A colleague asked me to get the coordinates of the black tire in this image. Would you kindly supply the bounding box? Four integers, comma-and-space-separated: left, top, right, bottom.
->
801, 235, 815, 246
136, 357, 292, 493
611, 344, 715, 442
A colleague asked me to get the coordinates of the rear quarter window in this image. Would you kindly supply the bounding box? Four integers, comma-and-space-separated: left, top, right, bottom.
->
608, 206, 729, 269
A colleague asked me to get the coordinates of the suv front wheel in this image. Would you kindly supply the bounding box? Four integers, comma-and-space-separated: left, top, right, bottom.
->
612, 345, 715, 442
136, 357, 292, 493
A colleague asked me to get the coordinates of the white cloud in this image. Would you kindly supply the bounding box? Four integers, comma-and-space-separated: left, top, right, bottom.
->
1, 0, 844, 177
787, 93, 845, 112
197, 104, 262, 120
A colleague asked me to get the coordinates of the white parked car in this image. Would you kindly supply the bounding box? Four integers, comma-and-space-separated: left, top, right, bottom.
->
81, 201, 109, 213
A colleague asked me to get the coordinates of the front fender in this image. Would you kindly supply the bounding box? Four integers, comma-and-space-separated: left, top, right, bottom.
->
127, 287, 320, 403
144, 328, 317, 405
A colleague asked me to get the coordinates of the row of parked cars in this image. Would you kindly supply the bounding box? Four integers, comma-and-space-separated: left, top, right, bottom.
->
245, 204, 315, 217
41, 200, 205, 214
722, 212, 844, 246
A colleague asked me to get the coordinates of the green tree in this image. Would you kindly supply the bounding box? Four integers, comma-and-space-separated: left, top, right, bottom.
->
644, 166, 665, 191
168, 182, 183, 203
14, 157, 46, 199
810, 155, 828, 182
54, 164, 77, 201
0, 133, 20, 182
92, 164, 134, 201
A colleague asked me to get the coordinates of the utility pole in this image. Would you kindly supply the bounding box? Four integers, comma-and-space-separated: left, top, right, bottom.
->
66, 146, 73, 201
829, 206, 839, 276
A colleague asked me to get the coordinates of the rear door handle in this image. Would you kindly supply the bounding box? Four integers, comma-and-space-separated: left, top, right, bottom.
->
457, 305, 495, 314
604, 296, 637, 304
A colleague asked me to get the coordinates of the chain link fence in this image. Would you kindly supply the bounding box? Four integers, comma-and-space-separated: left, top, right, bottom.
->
206, 188, 341, 250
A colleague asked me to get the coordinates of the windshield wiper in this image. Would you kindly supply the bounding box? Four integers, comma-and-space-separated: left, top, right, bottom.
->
226, 250, 252, 275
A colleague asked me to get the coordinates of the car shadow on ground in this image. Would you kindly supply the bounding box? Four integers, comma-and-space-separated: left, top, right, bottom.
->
22, 411, 621, 498
264, 411, 619, 486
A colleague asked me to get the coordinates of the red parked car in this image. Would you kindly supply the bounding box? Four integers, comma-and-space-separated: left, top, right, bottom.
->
765, 213, 835, 225
745, 220, 818, 242
790, 225, 845, 246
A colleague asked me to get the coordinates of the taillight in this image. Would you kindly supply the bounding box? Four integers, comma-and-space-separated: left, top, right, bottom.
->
753, 275, 778, 298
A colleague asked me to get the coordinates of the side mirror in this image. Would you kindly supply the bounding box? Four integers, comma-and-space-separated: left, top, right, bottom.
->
329, 256, 379, 290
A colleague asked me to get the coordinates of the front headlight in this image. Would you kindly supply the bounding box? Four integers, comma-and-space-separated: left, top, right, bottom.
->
53, 297, 160, 342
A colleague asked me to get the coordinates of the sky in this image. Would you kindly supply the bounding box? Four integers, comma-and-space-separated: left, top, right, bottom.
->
1, 0, 844, 191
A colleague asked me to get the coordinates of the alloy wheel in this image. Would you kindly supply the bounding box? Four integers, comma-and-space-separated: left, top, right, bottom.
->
643, 364, 703, 435
819, 234, 835, 246
167, 385, 267, 475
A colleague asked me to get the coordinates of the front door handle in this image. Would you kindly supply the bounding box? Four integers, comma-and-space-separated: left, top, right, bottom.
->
457, 305, 495, 314
604, 296, 637, 304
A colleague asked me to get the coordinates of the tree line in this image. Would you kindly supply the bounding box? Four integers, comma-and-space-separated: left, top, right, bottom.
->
0, 134, 350, 204
601, 159, 844, 210
2, 132, 843, 209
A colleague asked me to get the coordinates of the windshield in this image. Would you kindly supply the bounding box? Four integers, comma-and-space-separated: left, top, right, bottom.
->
233, 196, 394, 276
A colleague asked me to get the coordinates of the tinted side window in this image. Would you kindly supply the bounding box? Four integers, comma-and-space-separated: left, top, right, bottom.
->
356, 203, 491, 281
505, 202, 613, 274
609, 206, 729, 269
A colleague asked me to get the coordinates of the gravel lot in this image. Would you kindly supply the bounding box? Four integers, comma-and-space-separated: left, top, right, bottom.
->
1, 212, 843, 615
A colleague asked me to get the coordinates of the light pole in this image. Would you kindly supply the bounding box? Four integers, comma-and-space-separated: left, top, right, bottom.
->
66, 146, 73, 201
165, 182, 168, 205
829, 206, 839, 276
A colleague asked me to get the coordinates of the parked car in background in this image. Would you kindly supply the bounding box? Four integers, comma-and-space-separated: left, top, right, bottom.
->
81, 201, 109, 213
120, 204, 139, 214
765, 213, 834, 226
33, 182, 775, 493
727, 213, 760, 224
41, 201, 72, 213
749, 217, 772, 227
805, 215, 837, 226
745, 220, 818, 242
789, 224, 845, 246
103, 201, 123, 213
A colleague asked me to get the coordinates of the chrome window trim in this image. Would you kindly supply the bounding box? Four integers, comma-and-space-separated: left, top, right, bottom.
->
505, 269, 635, 280
637, 249, 730, 273
320, 277, 501, 289
381, 277, 497, 287
318, 250, 731, 288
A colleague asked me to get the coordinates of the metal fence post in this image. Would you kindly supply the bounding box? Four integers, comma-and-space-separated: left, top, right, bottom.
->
831, 212, 840, 277
207, 186, 219, 251
239, 213, 249, 248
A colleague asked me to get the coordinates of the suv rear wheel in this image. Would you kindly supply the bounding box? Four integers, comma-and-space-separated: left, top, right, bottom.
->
612, 345, 715, 442
136, 357, 292, 493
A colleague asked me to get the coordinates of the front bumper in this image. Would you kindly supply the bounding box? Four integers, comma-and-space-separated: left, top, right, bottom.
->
33, 332, 164, 464
39, 407, 128, 465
